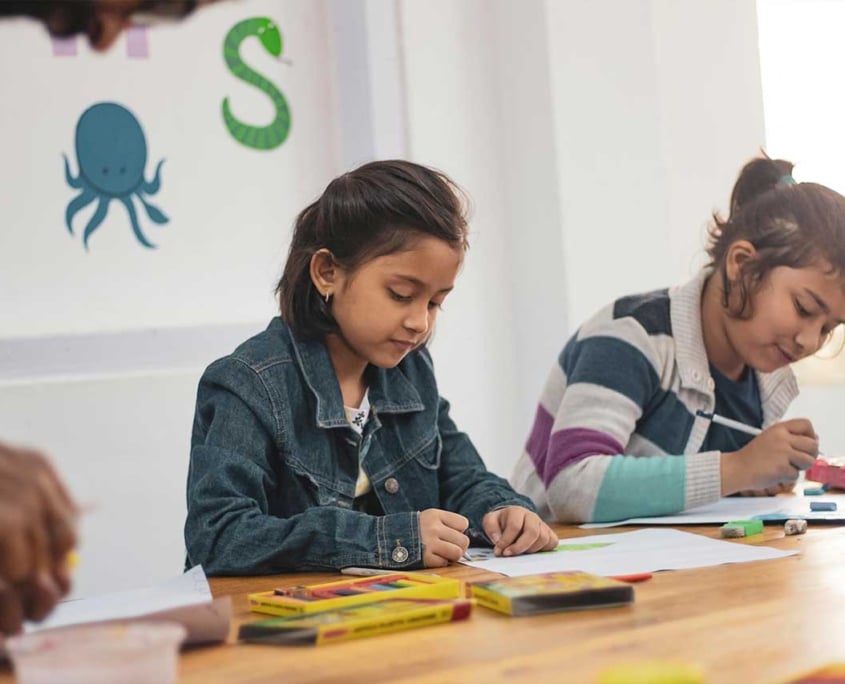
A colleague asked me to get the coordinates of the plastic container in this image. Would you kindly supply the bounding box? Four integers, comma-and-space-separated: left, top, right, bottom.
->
6, 621, 186, 684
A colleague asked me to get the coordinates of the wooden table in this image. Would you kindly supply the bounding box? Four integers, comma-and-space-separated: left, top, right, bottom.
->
3, 525, 843, 683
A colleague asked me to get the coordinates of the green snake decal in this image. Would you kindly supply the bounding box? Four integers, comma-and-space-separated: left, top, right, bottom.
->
222, 17, 291, 150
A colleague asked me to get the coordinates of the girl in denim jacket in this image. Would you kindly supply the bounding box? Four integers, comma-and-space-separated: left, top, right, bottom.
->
185, 160, 557, 574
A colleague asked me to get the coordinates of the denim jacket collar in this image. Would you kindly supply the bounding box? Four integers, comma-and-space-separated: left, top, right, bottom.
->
285, 325, 425, 429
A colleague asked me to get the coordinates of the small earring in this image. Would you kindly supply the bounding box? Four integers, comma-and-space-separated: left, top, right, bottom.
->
324, 291, 331, 303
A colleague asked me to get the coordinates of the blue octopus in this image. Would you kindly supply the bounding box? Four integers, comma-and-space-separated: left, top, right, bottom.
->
64, 102, 168, 250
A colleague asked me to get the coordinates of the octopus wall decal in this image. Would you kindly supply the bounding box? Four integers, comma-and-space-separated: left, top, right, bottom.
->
64, 102, 168, 250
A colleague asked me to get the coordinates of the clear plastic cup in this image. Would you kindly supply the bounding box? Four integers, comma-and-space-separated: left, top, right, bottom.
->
6, 621, 186, 684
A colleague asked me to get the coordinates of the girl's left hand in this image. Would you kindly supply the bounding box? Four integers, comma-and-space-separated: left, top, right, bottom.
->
481, 506, 558, 557
738, 481, 797, 497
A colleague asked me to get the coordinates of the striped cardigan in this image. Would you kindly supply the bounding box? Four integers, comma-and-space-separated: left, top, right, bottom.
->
510, 270, 799, 523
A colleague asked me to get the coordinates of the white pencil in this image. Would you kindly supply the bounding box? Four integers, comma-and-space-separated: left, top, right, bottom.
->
696, 410, 762, 436
697, 410, 824, 461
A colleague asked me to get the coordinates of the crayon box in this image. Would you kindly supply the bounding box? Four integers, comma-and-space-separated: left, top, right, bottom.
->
469, 571, 634, 617
240, 598, 473, 645
248, 572, 462, 616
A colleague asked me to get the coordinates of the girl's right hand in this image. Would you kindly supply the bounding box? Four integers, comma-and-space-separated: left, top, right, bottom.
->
720, 418, 819, 495
419, 509, 469, 568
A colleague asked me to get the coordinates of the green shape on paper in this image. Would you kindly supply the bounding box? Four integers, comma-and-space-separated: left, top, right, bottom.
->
553, 542, 613, 552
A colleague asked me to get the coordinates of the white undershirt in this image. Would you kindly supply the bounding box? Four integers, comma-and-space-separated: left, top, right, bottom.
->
344, 391, 371, 497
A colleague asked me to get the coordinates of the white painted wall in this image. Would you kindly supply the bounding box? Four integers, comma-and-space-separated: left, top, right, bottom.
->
0, 0, 338, 337
399, 0, 765, 475
546, 0, 766, 330
0, 371, 200, 598
399, 0, 569, 477
1, 0, 781, 598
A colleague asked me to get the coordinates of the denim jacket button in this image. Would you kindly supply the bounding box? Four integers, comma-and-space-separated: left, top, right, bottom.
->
391, 545, 409, 563
384, 477, 400, 494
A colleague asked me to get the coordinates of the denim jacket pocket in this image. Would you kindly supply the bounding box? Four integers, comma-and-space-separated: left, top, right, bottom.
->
410, 431, 442, 471
376, 430, 442, 512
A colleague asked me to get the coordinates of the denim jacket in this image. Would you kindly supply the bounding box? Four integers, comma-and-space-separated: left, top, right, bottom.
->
184, 317, 533, 575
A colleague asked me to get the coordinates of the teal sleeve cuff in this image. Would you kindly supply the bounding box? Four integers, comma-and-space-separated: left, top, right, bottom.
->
591, 455, 686, 522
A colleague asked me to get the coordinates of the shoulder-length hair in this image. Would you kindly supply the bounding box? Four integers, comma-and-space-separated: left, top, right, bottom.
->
276, 160, 469, 338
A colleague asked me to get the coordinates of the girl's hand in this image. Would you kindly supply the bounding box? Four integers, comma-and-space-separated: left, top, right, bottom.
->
736, 481, 797, 497
482, 506, 558, 557
419, 509, 469, 568
0, 443, 78, 634
720, 418, 818, 496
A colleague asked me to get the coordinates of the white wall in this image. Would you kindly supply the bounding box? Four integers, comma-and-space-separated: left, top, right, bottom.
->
0, 0, 338, 337
399, 0, 568, 476
0, 371, 199, 598
546, 0, 765, 329
397, 0, 765, 475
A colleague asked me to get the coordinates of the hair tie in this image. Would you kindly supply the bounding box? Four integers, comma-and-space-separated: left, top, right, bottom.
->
778, 174, 796, 185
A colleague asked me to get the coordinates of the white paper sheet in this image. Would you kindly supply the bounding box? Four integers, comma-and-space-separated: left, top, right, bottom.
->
24, 565, 230, 645
579, 493, 845, 529
461, 528, 797, 577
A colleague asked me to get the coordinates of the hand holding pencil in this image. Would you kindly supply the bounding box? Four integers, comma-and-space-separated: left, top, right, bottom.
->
719, 417, 819, 496
419, 509, 470, 568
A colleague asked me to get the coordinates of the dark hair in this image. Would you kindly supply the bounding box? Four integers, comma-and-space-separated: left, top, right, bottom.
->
0, 1, 198, 37
706, 152, 845, 317
276, 160, 469, 338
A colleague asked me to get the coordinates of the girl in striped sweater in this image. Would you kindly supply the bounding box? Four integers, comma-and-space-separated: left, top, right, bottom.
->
512, 155, 845, 522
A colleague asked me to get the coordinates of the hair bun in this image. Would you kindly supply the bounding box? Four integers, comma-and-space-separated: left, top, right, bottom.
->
729, 154, 795, 218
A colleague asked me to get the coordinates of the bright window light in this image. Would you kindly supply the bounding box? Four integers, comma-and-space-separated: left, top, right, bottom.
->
758, 0, 845, 383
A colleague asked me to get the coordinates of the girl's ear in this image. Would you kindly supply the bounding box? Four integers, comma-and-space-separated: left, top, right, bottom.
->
310, 249, 339, 298
725, 239, 757, 282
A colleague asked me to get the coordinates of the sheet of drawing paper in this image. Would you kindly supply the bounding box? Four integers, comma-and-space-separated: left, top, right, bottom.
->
461, 528, 796, 577
22, 565, 230, 645
579, 493, 845, 529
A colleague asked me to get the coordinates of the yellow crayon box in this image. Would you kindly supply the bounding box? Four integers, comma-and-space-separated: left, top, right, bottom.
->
248, 572, 462, 616
239, 598, 473, 645
469, 571, 634, 617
